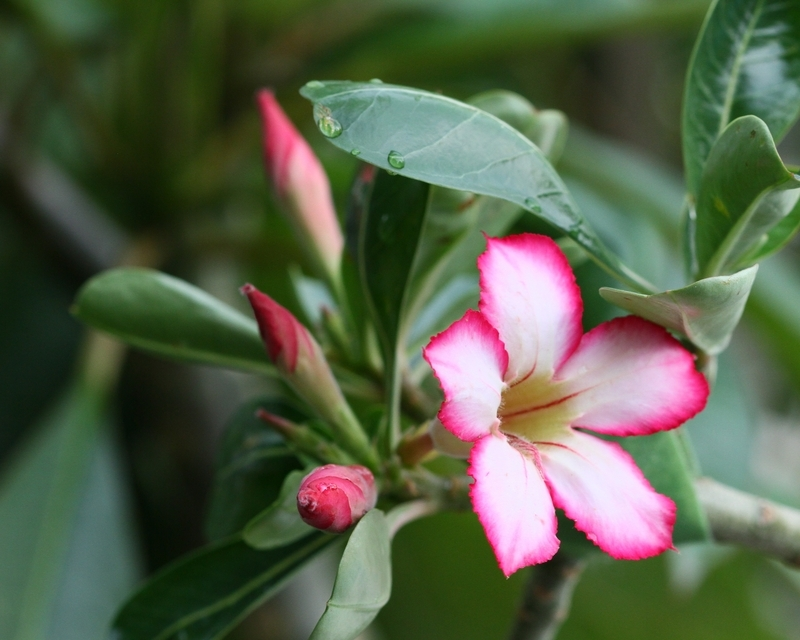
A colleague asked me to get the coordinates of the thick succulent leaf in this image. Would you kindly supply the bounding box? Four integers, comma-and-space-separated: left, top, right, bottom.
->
111, 534, 333, 640
301, 80, 650, 292
620, 431, 710, 544
694, 116, 800, 276
309, 509, 391, 640
73, 268, 274, 374
683, 0, 800, 197
600, 265, 759, 355
738, 188, 800, 265
243, 469, 314, 550
205, 399, 304, 541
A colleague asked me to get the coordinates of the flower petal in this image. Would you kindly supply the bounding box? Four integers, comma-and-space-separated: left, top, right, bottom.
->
469, 434, 559, 576
556, 316, 709, 436
478, 234, 583, 383
539, 430, 675, 560
424, 310, 507, 442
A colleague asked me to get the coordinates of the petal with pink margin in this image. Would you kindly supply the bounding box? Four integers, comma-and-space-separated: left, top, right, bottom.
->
478, 234, 583, 383
555, 316, 709, 437
538, 430, 675, 560
424, 310, 508, 442
469, 434, 559, 576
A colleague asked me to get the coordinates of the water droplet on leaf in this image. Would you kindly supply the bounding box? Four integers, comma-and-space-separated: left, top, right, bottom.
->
369, 78, 383, 84
350, 148, 361, 156
387, 150, 405, 169
318, 116, 342, 138
524, 197, 542, 213
387, 170, 398, 176
305, 80, 324, 89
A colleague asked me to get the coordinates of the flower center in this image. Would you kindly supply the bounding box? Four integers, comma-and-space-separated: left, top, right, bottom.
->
498, 372, 577, 443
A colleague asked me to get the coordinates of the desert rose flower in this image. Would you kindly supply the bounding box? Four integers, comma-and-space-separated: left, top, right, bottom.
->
257, 89, 344, 285
423, 233, 709, 576
297, 464, 377, 533
242, 284, 377, 469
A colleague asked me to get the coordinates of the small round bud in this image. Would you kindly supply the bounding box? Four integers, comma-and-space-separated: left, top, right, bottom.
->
296, 464, 377, 533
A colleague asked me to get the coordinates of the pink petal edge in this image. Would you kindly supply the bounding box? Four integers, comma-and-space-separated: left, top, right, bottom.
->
423, 310, 508, 442
538, 430, 676, 560
556, 316, 709, 437
469, 434, 560, 576
478, 234, 583, 383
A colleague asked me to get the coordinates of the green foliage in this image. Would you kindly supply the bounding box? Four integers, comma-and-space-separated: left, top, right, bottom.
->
682, 0, 800, 197
601, 265, 758, 355
310, 509, 392, 640
243, 469, 315, 550
205, 398, 304, 541
300, 81, 653, 292
111, 534, 334, 640
72, 268, 274, 375
694, 116, 800, 277
0, 383, 138, 640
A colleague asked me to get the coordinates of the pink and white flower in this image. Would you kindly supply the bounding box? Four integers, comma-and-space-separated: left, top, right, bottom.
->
423, 234, 709, 576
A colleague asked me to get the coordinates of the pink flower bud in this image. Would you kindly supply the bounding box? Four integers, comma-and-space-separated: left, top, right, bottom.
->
257, 89, 343, 283
296, 464, 377, 533
241, 284, 378, 468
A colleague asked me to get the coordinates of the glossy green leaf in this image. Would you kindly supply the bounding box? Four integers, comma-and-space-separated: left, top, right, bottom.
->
73, 268, 274, 375
205, 398, 304, 541
360, 170, 431, 449
112, 534, 334, 640
309, 509, 391, 640
695, 116, 800, 276
600, 265, 758, 355
243, 469, 314, 550
404, 90, 565, 327
0, 382, 139, 640
621, 430, 710, 544
739, 189, 800, 265
301, 81, 651, 292
683, 0, 800, 197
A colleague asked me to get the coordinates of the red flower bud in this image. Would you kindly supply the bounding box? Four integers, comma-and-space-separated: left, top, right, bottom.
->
296, 464, 377, 533
257, 89, 343, 283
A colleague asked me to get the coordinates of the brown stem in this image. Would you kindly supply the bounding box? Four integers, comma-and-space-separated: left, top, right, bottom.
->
508, 552, 585, 640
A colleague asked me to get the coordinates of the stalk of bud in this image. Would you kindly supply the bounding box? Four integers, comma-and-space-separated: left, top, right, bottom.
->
257, 89, 344, 286
296, 464, 377, 533
242, 284, 377, 469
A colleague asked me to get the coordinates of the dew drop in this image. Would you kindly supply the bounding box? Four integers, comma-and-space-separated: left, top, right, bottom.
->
350, 148, 361, 156
305, 80, 324, 89
524, 197, 542, 213
387, 150, 405, 169
318, 116, 342, 138
369, 78, 383, 84
387, 170, 398, 176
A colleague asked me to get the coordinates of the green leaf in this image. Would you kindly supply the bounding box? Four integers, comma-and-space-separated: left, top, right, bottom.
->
112, 534, 334, 640
0, 382, 139, 640
205, 398, 303, 541
243, 469, 315, 550
73, 268, 274, 375
739, 189, 800, 265
621, 431, 710, 544
683, 0, 800, 197
695, 115, 800, 276
301, 81, 651, 292
360, 170, 431, 449
600, 265, 758, 355
310, 509, 391, 640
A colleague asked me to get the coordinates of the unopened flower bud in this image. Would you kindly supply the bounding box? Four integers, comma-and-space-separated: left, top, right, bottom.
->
297, 464, 377, 533
257, 89, 343, 284
242, 284, 377, 468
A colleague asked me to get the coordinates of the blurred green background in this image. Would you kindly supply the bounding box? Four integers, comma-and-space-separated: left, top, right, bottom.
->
2, 0, 800, 638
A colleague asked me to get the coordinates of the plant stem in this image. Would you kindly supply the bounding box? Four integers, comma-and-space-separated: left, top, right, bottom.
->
696, 477, 800, 567
508, 552, 585, 640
